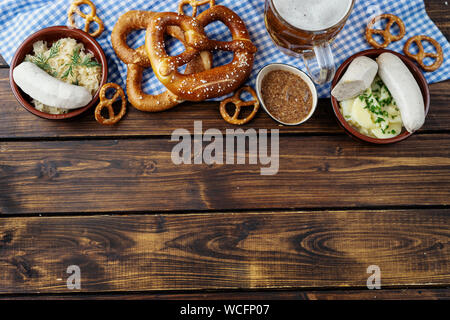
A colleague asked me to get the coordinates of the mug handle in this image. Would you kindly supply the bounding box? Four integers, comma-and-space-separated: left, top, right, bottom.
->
302, 42, 336, 85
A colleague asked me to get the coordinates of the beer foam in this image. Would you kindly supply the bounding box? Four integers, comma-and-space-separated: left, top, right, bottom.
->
273, 0, 353, 31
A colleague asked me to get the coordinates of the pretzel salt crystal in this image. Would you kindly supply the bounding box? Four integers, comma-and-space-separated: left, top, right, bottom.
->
220, 86, 260, 125
68, 0, 104, 38
146, 5, 257, 102
404, 35, 444, 72
366, 14, 405, 49
95, 83, 127, 125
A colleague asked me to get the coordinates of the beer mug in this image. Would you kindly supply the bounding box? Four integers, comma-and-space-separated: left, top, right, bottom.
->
265, 0, 355, 84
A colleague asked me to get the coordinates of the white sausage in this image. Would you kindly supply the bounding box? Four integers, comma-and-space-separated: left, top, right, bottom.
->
13, 62, 92, 110
331, 56, 378, 101
377, 53, 425, 133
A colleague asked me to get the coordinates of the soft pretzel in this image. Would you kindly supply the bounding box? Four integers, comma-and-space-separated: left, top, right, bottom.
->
220, 87, 259, 125
126, 49, 212, 112
178, 0, 215, 17
366, 14, 405, 49
146, 5, 257, 102
404, 35, 444, 72
111, 11, 213, 112
68, 0, 104, 38
95, 83, 127, 125
111, 11, 154, 67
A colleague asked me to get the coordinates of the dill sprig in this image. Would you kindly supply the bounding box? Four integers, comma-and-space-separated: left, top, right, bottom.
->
28, 41, 61, 76
61, 48, 101, 80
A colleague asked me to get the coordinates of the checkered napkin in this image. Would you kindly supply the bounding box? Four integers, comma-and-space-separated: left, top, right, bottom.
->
1, 0, 449, 99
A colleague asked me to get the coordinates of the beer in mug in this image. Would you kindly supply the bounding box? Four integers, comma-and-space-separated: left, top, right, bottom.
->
265, 0, 355, 84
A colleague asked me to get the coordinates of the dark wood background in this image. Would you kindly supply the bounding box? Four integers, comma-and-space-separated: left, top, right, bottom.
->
0, 0, 449, 300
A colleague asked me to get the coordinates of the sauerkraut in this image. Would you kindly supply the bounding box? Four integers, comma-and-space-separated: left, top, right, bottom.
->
25, 37, 101, 114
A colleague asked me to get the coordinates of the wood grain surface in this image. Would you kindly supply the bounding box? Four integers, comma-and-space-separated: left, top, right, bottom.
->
0, 70, 347, 138
0, 210, 448, 293
1, 288, 449, 300
425, 0, 450, 36
0, 0, 449, 299
1, 134, 449, 214
0, 72, 449, 139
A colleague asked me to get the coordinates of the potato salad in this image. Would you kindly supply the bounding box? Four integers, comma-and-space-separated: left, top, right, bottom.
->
340, 76, 403, 139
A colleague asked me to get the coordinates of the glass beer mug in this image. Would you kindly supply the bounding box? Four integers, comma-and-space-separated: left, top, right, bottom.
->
265, 0, 355, 84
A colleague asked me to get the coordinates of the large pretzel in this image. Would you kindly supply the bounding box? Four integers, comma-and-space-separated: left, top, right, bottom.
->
366, 14, 406, 49
111, 11, 154, 67
146, 5, 257, 102
95, 83, 127, 125
111, 11, 212, 112
220, 86, 259, 125
178, 0, 215, 17
68, 0, 104, 38
404, 35, 444, 72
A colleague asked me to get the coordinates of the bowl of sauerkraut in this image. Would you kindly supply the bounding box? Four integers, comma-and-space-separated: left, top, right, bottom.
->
10, 26, 108, 120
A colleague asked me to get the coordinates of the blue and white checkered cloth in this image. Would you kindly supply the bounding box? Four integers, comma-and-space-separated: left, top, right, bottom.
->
1, 0, 449, 98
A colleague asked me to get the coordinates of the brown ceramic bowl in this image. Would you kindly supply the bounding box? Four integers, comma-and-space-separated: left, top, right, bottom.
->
331, 49, 430, 144
9, 26, 108, 120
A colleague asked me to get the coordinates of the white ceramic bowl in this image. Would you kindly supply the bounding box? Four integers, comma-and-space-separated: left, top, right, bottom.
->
255, 63, 318, 126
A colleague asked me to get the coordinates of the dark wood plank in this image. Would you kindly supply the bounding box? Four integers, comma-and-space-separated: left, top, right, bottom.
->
0, 209, 448, 293
0, 68, 449, 138
425, 0, 450, 37
1, 134, 449, 214
1, 288, 449, 300
0, 69, 338, 137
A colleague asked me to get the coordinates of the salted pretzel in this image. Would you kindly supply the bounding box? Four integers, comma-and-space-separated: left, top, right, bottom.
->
111, 11, 212, 112
366, 14, 406, 49
404, 35, 444, 72
126, 49, 212, 112
95, 83, 127, 125
111, 11, 154, 67
178, 0, 215, 17
220, 87, 259, 125
146, 5, 257, 102
68, 0, 104, 38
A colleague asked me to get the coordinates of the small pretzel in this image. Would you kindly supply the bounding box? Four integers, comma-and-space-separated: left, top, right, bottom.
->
111, 11, 213, 112
95, 83, 127, 125
68, 0, 104, 38
178, 0, 215, 17
366, 14, 406, 49
220, 87, 259, 125
146, 5, 257, 102
404, 35, 444, 72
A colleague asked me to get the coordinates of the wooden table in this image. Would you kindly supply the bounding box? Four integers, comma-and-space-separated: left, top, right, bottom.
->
0, 0, 449, 300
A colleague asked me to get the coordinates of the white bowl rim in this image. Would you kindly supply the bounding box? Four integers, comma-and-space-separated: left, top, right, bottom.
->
255, 63, 318, 126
